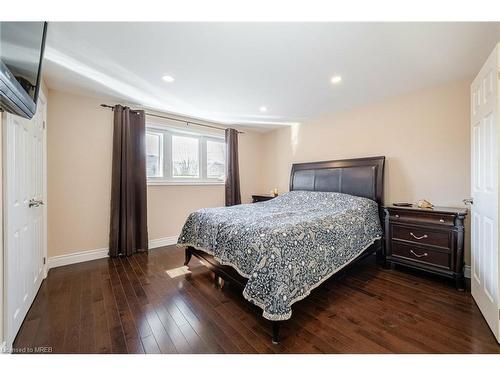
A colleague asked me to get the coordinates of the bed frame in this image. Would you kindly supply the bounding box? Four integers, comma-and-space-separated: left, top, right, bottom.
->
184, 156, 385, 344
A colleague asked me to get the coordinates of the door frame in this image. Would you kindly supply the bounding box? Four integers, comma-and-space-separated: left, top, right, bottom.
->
40, 90, 48, 280
2, 89, 48, 349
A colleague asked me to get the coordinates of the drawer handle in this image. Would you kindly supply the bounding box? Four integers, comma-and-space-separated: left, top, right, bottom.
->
439, 219, 445, 223
410, 232, 428, 240
395, 214, 400, 218
410, 250, 428, 258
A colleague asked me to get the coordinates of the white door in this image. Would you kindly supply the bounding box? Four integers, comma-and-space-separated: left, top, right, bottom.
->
3, 92, 47, 348
471, 44, 500, 343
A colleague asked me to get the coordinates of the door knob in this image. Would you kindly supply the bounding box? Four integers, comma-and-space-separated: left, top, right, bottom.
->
28, 199, 44, 208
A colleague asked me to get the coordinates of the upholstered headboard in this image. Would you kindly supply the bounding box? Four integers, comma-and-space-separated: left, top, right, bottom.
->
289, 156, 385, 206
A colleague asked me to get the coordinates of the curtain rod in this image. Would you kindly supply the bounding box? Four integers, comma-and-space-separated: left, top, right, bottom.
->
100, 104, 244, 134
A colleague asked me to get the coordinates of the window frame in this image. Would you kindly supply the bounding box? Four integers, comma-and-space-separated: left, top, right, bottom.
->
146, 123, 226, 186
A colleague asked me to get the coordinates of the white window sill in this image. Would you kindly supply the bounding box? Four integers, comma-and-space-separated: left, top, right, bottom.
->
148, 180, 225, 186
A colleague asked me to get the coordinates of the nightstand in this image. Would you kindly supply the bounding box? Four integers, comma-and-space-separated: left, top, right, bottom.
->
384, 205, 467, 290
252, 194, 276, 203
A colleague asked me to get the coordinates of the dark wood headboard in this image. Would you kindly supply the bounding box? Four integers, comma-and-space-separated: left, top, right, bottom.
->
289, 156, 385, 206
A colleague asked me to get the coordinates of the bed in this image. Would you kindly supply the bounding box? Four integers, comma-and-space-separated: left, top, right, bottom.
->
177, 156, 385, 343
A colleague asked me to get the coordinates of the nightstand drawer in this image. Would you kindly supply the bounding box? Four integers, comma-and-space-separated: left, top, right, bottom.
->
392, 225, 450, 248
389, 211, 456, 226
391, 241, 450, 269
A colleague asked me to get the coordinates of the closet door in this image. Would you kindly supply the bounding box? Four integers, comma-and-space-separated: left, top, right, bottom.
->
3, 93, 47, 349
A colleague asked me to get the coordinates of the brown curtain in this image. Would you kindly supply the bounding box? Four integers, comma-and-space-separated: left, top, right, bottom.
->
109, 105, 148, 257
225, 128, 241, 206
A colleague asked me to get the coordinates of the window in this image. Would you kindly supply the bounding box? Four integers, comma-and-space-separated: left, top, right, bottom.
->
206, 140, 225, 179
172, 135, 199, 178
146, 125, 225, 184
146, 132, 163, 177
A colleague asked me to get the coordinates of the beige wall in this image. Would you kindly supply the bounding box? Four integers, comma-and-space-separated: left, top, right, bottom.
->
48, 90, 113, 257
260, 79, 471, 263
47, 89, 264, 258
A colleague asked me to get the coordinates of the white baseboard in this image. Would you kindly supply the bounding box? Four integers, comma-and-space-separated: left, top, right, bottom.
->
149, 235, 178, 249
48, 247, 109, 269
48, 235, 179, 270
464, 265, 471, 279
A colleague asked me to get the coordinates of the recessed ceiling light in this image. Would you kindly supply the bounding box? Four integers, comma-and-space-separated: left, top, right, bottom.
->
162, 75, 175, 83
330, 75, 342, 84
259, 106, 267, 112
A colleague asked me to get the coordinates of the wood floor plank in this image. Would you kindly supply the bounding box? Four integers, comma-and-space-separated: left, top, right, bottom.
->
129, 254, 194, 353
176, 285, 245, 353
13, 245, 500, 354
153, 300, 193, 354
37, 272, 72, 352
131, 253, 213, 353
91, 266, 112, 353
100, 265, 130, 354
143, 303, 178, 354
12, 318, 40, 352
62, 271, 83, 353
79, 269, 96, 353
141, 334, 161, 354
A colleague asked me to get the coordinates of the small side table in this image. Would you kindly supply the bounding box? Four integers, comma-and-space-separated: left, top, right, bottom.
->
251, 194, 276, 203
384, 204, 467, 290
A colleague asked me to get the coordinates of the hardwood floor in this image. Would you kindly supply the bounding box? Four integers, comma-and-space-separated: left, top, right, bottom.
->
13, 245, 500, 353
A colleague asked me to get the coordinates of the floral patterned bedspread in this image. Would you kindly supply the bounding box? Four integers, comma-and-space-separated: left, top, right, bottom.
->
177, 190, 382, 321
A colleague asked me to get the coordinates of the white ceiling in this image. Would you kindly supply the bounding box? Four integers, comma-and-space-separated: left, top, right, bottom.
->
43, 22, 500, 131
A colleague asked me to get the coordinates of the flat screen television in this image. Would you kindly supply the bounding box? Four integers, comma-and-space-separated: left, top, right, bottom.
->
0, 22, 48, 119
